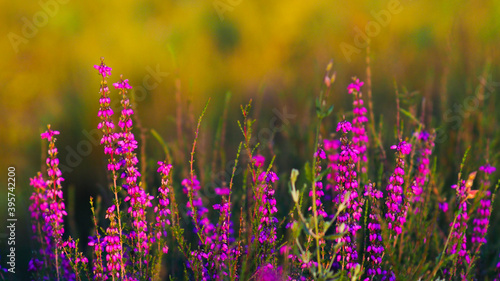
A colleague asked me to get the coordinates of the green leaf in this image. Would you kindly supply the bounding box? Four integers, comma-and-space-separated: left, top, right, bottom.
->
304, 161, 313, 182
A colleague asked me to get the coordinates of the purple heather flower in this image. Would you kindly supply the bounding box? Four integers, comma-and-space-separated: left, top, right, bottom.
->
324, 139, 341, 201
257, 171, 279, 246
182, 176, 215, 244
40, 128, 60, 140
348, 78, 369, 174
364, 183, 385, 279
347, 78, 364, 94
472, 164, 496, 252
113, 78, 133, 89
334, 121, 361, 270
253, 154, 265, 168
104, 205, 123, 278
410, 131, 434, 211
114, 76, 153, 270
215, 187, 231, 196
386, 140, 411, 235
308, 145, 327, 218
479, 164, 496, 175
155, 161, 174, 255
390, 141, 412, 155
439, 202, 449, 213
96, 60, 121, 173
448, 180, 471, 272
314, 147, 327, 160
336, 119, 352, 134
29, 125, 68, 280
472, 191, 490, 246
94, 59, 112, 77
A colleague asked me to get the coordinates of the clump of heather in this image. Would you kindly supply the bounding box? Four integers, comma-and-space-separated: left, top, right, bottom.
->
447, 174, 475, 278
26, 60, 500, 281
115, 75, 154, 271
364, 182, 385, 279
410, 130, 435, 212
471, 189, 491, 249
29, 126, 75, 280
88, 197, 105, 280
256, 170, 279, 248
182, 175, 215, 244
347, 78, 369, 175
385, 140, 412, 236
324, 138, 341, 202
104, 205, 122, 278
334, 119, 361, 270
155, 161, 174, 255
310, 145, 327, 218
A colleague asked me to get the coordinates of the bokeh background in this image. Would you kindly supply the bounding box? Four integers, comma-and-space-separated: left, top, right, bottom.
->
1, 0, 500, 279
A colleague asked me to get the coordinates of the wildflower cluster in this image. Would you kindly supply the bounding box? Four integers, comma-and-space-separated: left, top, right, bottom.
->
386, 141, 412, 235
26, 61, 500, 281
410, 130, 434, 211
334, 119, 361, 270
348, 78, 369, 175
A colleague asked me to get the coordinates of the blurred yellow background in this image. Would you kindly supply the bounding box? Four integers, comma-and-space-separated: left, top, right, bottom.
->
1, 0, 500, 171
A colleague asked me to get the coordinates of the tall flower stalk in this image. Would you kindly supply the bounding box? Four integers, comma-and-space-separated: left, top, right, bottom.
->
324, 139, 341, 204
115, 76, 153, 274
334, 119, 361, 271
447, 173, 476, 278
348, 78, 368, 176
42, 126, 67, 280
385, 141, 412, 236
364, 182, 385, 279
29, 126, 68, 280
94, 59, 126, 278
410, 131, 434, 212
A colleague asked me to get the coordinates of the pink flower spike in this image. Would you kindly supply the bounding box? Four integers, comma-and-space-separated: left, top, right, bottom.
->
113, 79, 133, 89
94, 64, 112, 77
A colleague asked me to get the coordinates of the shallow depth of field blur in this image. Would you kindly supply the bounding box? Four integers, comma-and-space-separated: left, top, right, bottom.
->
1, 0, 500, 280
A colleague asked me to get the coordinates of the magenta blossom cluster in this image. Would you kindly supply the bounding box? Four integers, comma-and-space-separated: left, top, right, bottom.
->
324, 139, 341, 203
41, 126, 67, 246
348, 78, 369, 174
212, 190, 238, 280
386, 141, 412, 235
364, 183, 385, 279
155, 161, 174, 255
472, 164, 496, 250
182, 175, 215, 244
309, 146, 327, 218
448, 180, 471, 270
104, 205, 123, 277
96, 60, 121, 174
334, 119, 361, 270
115, 78, 155, 265
257, 171, 279, 245
410, 131, 434, 211
29, 126, 74, 280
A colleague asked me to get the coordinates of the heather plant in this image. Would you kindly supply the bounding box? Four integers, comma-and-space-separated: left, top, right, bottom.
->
22, 58, 500, 281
